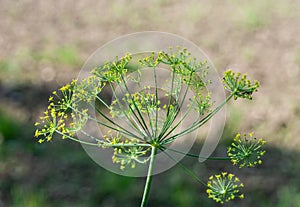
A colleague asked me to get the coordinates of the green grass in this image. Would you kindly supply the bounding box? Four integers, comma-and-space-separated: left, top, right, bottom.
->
239, 8, 267, 30
233, 0, 271, 30
41, 46, 81, 66
0, 110, 22, 142
1, 116, 299, 207
0, 58, 20, 75
10, 186, 51, 207
275, 186, 300, 207
0, 45, 81, 84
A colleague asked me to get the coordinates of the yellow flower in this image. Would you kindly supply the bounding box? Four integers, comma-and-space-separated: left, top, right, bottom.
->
207, 172, 244, 204
227, 133, 266, 168
48, 96, 54, 102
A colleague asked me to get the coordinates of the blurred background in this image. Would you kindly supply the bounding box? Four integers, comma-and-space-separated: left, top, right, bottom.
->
0, 0, 299, 206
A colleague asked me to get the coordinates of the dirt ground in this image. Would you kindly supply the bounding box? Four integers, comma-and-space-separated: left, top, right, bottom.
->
1, 0, 299, 147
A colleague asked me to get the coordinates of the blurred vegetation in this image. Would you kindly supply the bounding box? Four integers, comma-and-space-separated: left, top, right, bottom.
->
0, 0, 299, 206
1, 106, 300, 206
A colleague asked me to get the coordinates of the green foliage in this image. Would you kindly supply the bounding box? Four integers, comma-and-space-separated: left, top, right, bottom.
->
276, 186, 300, 207
55, 47, 80, 65
0, 111, 22, 141
0, 58, 20, 74
41, 46, 81, 66
10, 187, 50, 207
35, 47, 265, 206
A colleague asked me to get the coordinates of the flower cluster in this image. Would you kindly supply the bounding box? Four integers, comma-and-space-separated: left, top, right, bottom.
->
227, 133, 266, 168
112, 143, 150, 170
34, 80, 89, 143
72, 76, 105, 103
193, 93, 213, 115
140, 48, 210, 92
102, 132, 151, 170
92, 54, 132, 83
223, 70, 260, 100
207, 172, 244, 204
110, 88, 161, 118
34, 47, 266, 205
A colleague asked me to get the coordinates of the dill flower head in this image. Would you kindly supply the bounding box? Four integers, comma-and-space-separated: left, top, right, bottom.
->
227, 133, 266, 168
102, 132, 151, 170
34, 80, 89, 143
206, 172, 244, 204
222, 70, 260, 100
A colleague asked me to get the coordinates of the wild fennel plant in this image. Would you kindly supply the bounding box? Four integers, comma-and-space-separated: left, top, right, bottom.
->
35, 47, 266, 206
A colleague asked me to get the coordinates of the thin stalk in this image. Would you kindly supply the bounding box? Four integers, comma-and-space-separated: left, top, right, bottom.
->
81, 130, 105, 144
162, 92, 234, 145
166, 66, 176, 118
158, 70, 196, 142
69, 104, 140, 139
153, 66, 159, 138
140, 146, 157, 207
55, 130, 99, 146
103, 143, 151, 147
161, 148, 207, 187
119, 75, 152, 137
145, 106, 155, 138
109, 82, 149, 138
164, 147, 231, 160
94, 93, 110, 110
92, 104, 142, 139
158, 97, 196, 141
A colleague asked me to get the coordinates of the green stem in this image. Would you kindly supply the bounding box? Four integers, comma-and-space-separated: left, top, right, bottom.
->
119, 74, 152, 137
140, 146, 157, 207
92, 103, 142, 139
55, 130, 99, 146
153, 66, 159, 139
161, 148, 207, 186
165, 147, 231, 160
158, 70, 193, 141
109, 82, 148, 138
103, 143, 151, 147
69, 103, 141, 139
162, 92, 234, 145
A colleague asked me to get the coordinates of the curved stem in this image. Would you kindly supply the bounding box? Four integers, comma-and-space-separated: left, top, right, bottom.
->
165, 147, 231, 160
55, 130, 99, 146
161, 148, 207, 187
140, 146, 157, 207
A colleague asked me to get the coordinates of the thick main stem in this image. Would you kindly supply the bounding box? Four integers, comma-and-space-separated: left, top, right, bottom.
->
140, 146, 157, 207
